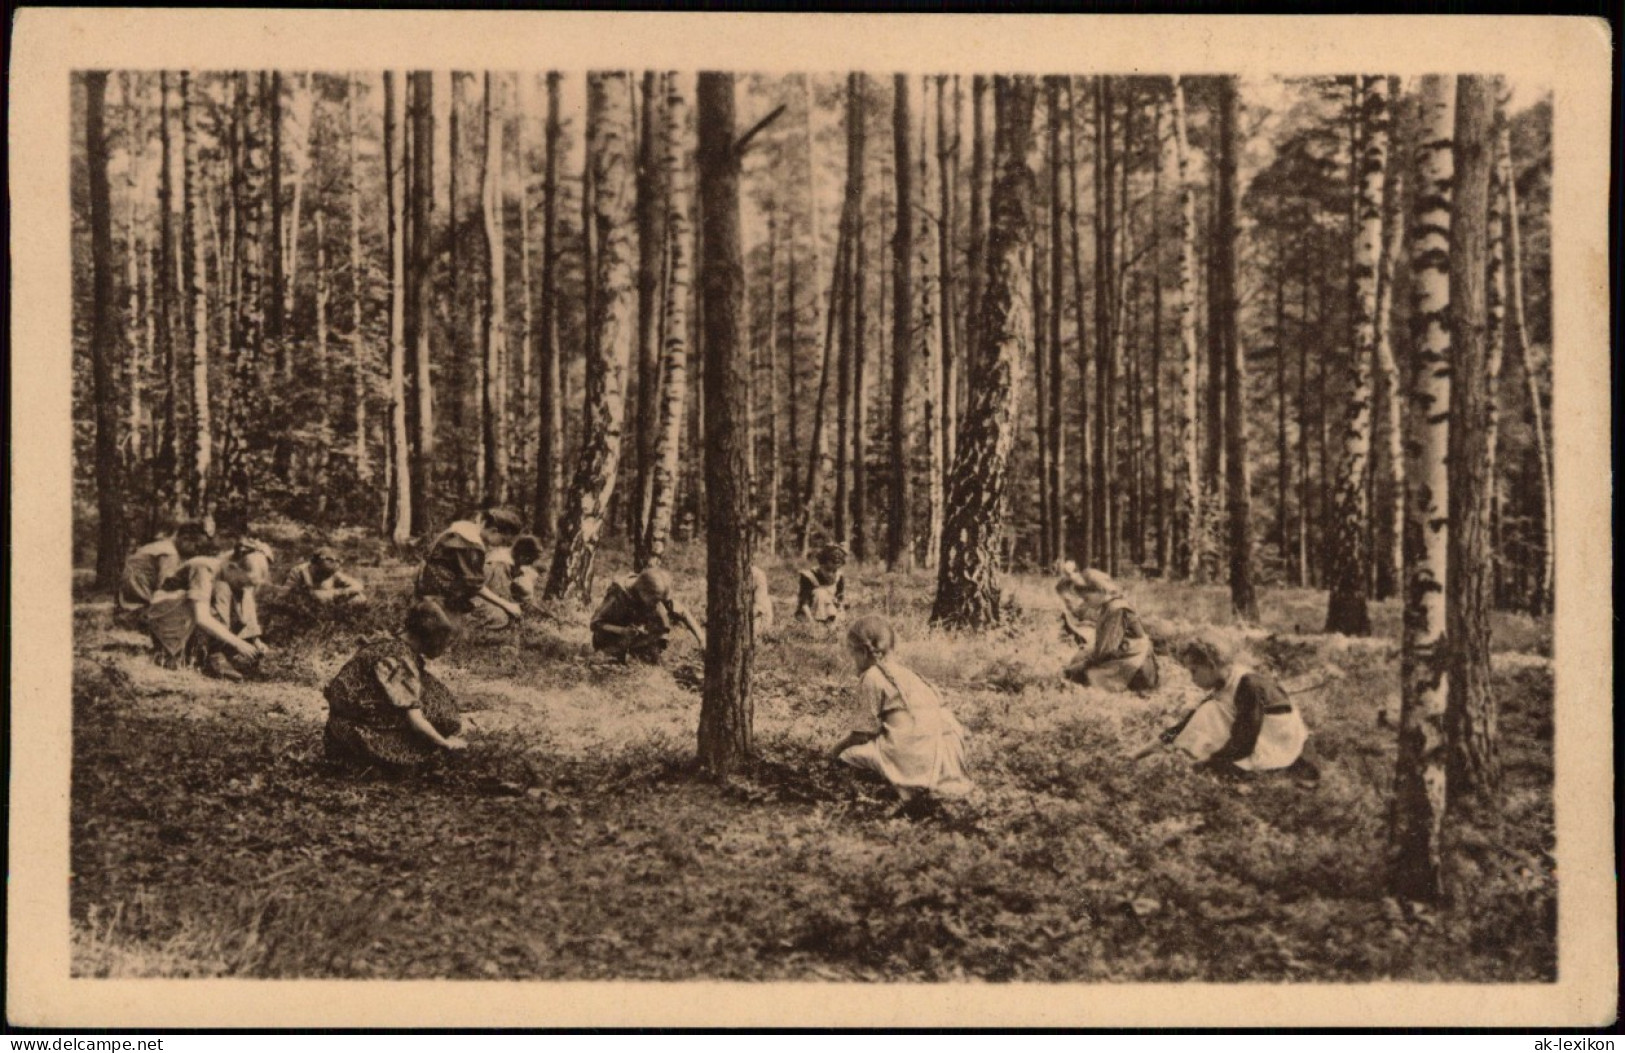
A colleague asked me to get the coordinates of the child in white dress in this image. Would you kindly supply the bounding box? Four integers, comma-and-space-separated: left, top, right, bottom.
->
832, 615, 973, 804
1156, 631, 1314, 778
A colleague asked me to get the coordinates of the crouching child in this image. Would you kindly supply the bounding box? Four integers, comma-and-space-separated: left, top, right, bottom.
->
1145, 631, 1316, 780
323, 599, 467, 771
831, 615, 973, 809
590, 567, 705, 664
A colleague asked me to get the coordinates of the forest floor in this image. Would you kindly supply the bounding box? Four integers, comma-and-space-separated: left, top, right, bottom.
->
69, 527, 1556, 981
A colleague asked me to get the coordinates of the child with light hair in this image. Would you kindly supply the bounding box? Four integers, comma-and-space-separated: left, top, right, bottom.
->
1055, 564, 1160, 693
144, 538, 274, 681
589, 566, 705, 663
832, 615, 973, 807
1152, 629, 1315, 778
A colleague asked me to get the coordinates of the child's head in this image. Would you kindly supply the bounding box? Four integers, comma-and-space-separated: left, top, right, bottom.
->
174, 519, 216, 560
310, 545, 341, 576
1175, 631, 1238, 690
631, 567, 674, 607
404, 598, 456, 659
845, 614, 897, 673
222, 539, 275, 588
480, 507, 523, 548
817, 543, 848, 572
511, 535, 542, 568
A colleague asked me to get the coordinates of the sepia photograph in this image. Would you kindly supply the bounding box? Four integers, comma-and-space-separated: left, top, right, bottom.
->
8, 9, 1615, 1030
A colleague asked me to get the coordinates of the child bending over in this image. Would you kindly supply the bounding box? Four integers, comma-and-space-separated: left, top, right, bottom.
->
832, 615, 973, 805
323, 599, 467, 771
1055, 565, 1159, 693
1149, 631, 1315, 778
590, 567, 705, 663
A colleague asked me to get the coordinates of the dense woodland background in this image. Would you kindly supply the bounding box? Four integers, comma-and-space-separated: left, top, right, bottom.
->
72, 71, 1554, 915
70, 71, 1553, 610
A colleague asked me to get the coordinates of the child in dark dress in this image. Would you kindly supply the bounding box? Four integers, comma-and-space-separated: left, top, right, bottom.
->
323, 599, 467, 771
590, 567, 705, 663
1056, 565, 1160, 693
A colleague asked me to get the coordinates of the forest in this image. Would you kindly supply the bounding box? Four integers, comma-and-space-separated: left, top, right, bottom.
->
70, 70, 1555, 981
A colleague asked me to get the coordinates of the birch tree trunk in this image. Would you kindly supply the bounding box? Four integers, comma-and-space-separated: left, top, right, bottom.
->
183, 72, 210, 517
930, 76, 1036, 630
1172, 77, 1201, 581
1500, 115, 1554, 615
313, 208, 331, 516
1216, 76, 1258, 621
1389, 74, 1455, 904
156, 72, 180, 516
696, 71, 756, 776
480, 72, 510, 506
535, 72, 564, 540
1374, 79, 1408, 601
888, 74, 914, 572
348, 74, 370, 485
1445, 74, 1499, 798
1483, 85, 1510, 615
643, 73, 690, 569
546, 72, 636, 601
1326, 75, 1389, 635
633, 71, 666, 548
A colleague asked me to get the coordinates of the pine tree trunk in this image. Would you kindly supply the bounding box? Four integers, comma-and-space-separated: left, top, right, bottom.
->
1093, 77, 1117, 573
931, 76, 1036, 630
1215, 76, 1257, 621
919, 81, 945, 571
285, 75, 313, 339
800, 200, 850, 556
1389, 74, 1455, 904
1297, 265, 1311, 587
887, 74, 914, 572
1484, 87, 1509, 613
480, 72, 510, 507
408, 71, 435, 532
764, 204, 782, 558
516, 77, 537, 500
1118, 84, 1139, 575
1046, 77, 1068, 566
383, 71, 413, 546
449, 72, 465, 448
348, 74, 370, 486
642, 74, 690, 569
937, 75, 961, 548
219, 73, 269, 533
1445, 74, 1499, 798
535, 72, 564, 541
1275, 229, 1290, 576
1500, 117, 1554, 615
546, 72, 636, 601
796, 75, 831, 556
833, 74, 864, 552
850, 74, 870, 564
1151, 93, 1169, 574
696, 71, 756, 776
1374, 79, 1408, 601
1168, 79, 1200, 581
1065, 78, 1093, 569
1033, 229, 1051, 567
1326, 75, 1389, 635
183, 73, 210, 517
86, 72, 126, 586
786, 212, 801, 505
961, 75, 987, 480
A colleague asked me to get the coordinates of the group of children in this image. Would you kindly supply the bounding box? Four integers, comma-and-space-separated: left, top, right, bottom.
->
111, 512, 1313, 805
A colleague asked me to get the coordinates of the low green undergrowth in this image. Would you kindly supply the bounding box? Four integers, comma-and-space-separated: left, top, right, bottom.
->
70, 538, 1555, 981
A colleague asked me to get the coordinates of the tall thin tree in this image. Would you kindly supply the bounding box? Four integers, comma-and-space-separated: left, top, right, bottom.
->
183, 72, 210, 517
86, 72, 125, 586
481, 72, 510, 506
535, 72, 565, 540
546, 72, 637, 601
383, 71, 412, 546
643, 73, 691, 568
633, 71, 667, 548
696, 70, 755, 776
408, 71, 435, 532
1215, 76, 1258, 621
1388, 73, 1455, 903
888, 74, 914, 571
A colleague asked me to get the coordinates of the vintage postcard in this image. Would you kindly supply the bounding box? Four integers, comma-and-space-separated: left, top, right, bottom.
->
7, 9, 1615, 1030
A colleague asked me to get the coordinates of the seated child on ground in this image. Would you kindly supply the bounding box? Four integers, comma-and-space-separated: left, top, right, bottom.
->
289, 546, 368, 610
116, 519, 215, 627
1152, 631, 1315, 778
509, 535, 543, 609
145, 538, 274, 681
795, 544, 848, 624
1056, 565, 1159, 693
323, 598, 467, 771
589, 566, 705, 663
831, 615, 973, 805
416, 508, 525, 629
469, 535, 529, 633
